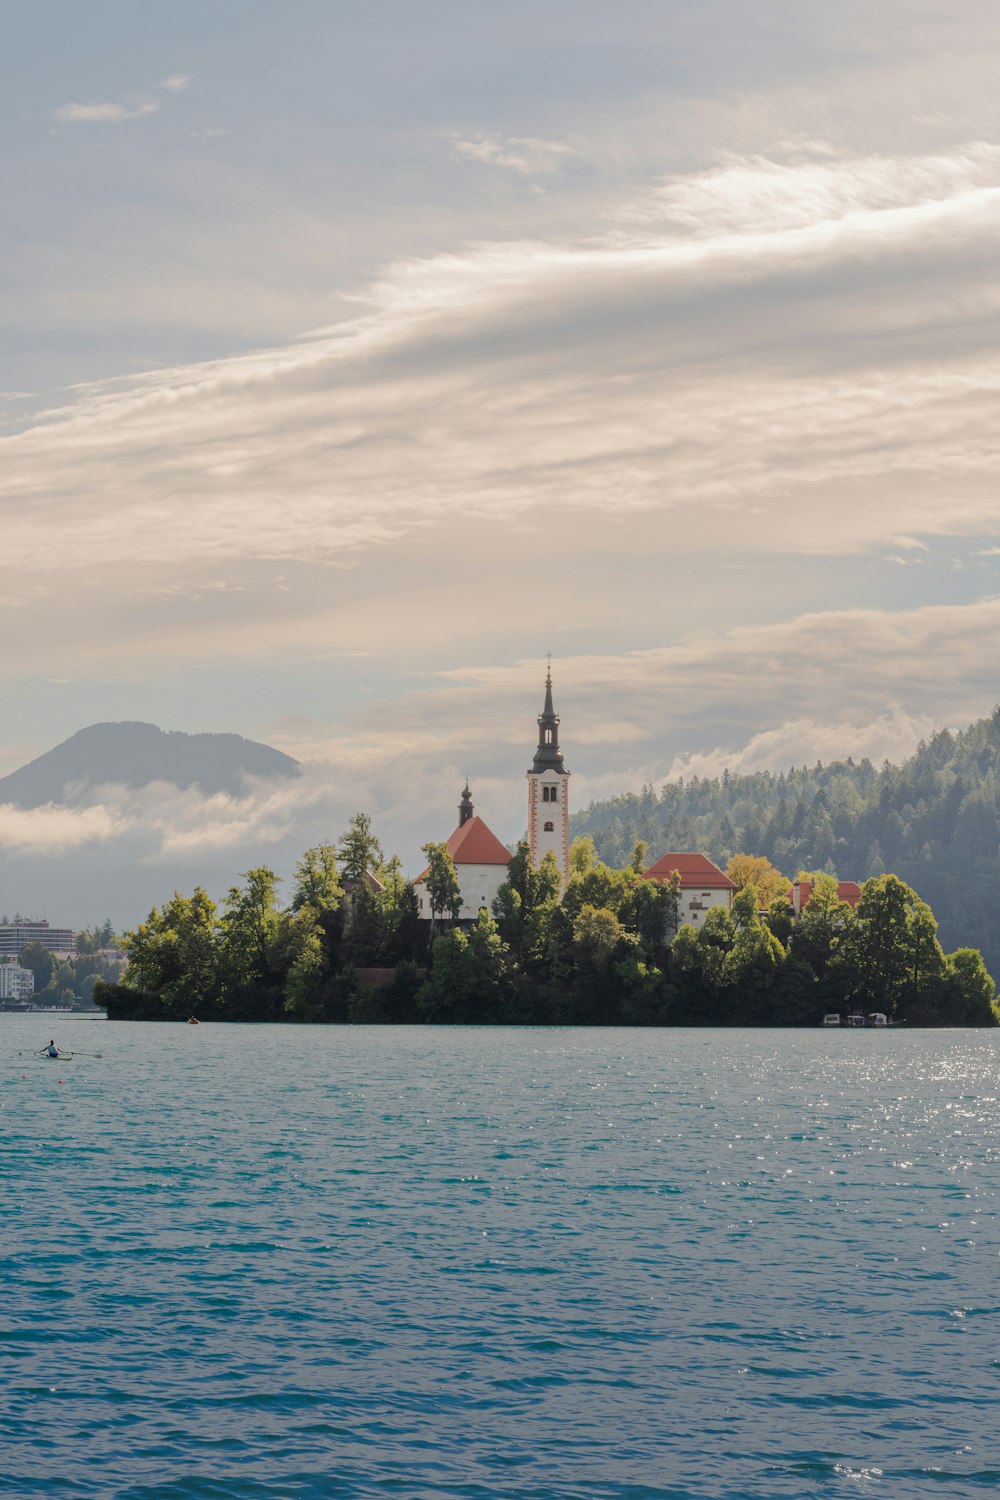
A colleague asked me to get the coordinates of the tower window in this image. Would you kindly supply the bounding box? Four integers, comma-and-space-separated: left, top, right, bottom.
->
542, 784, 559, 803
544, 820, 554, 832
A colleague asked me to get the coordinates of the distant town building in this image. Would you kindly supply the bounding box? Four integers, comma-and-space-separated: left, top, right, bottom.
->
0, 921, 76, 958
0, 962, 35, 1001
643, 852, 737, 932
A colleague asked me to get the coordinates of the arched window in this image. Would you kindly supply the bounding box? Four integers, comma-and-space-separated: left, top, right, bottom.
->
544, 820, 554, 832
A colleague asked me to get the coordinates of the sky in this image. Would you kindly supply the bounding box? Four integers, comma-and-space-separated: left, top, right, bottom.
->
4, 0, 1000, 924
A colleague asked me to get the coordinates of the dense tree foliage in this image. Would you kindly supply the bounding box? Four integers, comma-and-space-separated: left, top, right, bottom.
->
13, 937, 124, 1011
571, 707, 1000, 978
95, 825, 996, 1028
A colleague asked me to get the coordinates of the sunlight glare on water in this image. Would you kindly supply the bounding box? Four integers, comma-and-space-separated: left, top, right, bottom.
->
2, 1020, 999, 1498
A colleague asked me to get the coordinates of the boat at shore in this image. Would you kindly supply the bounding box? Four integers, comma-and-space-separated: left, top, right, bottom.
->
822, 1012, 890, 1028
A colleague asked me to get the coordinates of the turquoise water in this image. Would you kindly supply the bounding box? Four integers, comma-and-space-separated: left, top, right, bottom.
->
2, 1021, 999, 1499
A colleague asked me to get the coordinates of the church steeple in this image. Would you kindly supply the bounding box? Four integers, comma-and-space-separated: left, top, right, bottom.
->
526, 664, 570, 884
531, 665, 567, 774
458, 781, 474, 826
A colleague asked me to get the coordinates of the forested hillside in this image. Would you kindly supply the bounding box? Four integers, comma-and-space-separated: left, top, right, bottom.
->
572, 707, 1000, 977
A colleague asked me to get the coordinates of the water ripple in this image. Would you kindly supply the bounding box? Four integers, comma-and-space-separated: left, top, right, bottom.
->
3, 1021, 1000, 1496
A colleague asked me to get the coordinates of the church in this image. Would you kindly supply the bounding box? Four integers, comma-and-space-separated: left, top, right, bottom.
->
413, 667, 571, 921
411, 667, 740, 931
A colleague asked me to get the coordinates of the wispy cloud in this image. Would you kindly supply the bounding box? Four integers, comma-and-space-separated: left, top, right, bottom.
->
53, 72, 192, 125
451, 134, 574, 173
54, 99, 160, 124
664, 708, 941, 782
5, 139, 1000, 590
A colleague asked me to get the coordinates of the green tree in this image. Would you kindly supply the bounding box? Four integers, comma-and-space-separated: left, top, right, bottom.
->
338, 814, 382, 886
722, 887, 785, 1021
572, 904, 626, 975
629, 839, 649, 875
943, 948, 998, 1025
619, 871, 679, 957
373, 855, 424, 960
834, 875, 944, 1018
492, 842, 560, 966
17, 941, 54, 992
220, 868, 285, 1011
291, 845, 343, 913
766, 897, 793, 947
568, 835, 598, 876
421, 842, 462, 931
122, 887, 220, 1009
790, 874, 851, 987
417, 911, 510, 1023
282, 905, 326, 1018
338, 815, 384, 959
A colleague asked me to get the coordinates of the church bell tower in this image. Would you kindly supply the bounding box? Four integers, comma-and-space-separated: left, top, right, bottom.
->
526, 665, 570, 884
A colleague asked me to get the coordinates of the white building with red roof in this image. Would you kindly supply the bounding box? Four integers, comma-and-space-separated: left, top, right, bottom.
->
414, 783, 512, 922
643, 851, 737, 931
789, 879, 862, 916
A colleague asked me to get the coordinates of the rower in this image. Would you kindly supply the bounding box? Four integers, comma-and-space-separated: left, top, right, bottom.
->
44, 1040, 61, 1057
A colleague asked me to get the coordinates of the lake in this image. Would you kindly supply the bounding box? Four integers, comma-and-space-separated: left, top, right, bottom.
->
2, 1020, 998, 1498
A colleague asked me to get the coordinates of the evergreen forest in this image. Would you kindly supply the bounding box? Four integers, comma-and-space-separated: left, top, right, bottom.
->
572, 707, 1000, 978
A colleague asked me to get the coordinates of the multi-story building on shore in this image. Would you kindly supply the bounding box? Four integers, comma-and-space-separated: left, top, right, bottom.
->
0, 961, 35, 1002
0, 921, 76, 959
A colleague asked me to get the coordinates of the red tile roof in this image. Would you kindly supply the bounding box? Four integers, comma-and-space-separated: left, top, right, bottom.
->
643, 852, 736, 889
790, 880, 862, 911
414, 815, 512, 883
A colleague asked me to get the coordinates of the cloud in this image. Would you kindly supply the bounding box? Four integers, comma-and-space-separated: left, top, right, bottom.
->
54, 99, 160, 124
4, 137, 1000, 600
0, 801, 127, 853
663, 708, 941, 781
53, 73, 190, 125
451, 134, 574, 173
614, 141, 1000, 238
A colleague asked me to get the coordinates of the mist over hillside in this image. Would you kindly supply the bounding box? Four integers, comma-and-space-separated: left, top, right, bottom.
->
572, 707, 1000, 978
0, 723, 300, 808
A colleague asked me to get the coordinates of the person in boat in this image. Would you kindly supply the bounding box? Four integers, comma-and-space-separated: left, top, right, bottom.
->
42, 1040, 62, 1057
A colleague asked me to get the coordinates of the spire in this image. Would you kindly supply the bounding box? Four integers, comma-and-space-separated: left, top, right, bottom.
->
458, 781, 474, 826
530, 663, 567, 773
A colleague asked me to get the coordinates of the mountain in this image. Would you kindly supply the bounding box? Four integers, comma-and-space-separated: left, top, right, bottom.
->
0, 722, 300, 807
571, 707, 1000, 979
